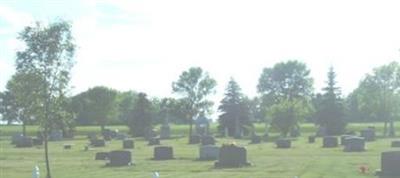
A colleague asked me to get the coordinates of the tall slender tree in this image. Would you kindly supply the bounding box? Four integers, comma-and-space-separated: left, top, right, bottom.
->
15, 20, 75, 178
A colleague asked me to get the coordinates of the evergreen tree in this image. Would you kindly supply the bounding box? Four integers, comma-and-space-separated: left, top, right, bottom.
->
128, 92, 153, 137
316, 67, 346, 135
218, 78, 252, 138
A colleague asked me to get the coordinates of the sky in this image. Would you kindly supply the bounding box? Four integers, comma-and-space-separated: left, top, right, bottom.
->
1, 0, 400, 104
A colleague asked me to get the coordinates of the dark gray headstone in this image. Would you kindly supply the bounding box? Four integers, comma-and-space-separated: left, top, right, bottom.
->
95, 152, 109, 160
102, 129, 117, 141
189, 135, 201, 144
64, 144, 72, 150
123, 139, 134, 149
160, 124, 171, 139
107, 150, 132, 166
276, 138, 291, 148
15, 136, 33, 148
32, 138, 43, 145
11, 133, 23, 145
154, 146, 174, 160
115, 133, 128, 140
214, 144, 251, 168
148, 137, 160, 146
91, 139, 106, 147
391, 140, 400, 148
343, 136, 365, 152
250, 135, 262, 144
145, 129, 157, 140
323, 136, 338, 148
360, 129, 375, 142
49, 130, 63, 141
308, 135, 316, 143
341, 135, 353, 145
199, 145, 219, 160
201, 136, 215, 145
376, 151, 400, 177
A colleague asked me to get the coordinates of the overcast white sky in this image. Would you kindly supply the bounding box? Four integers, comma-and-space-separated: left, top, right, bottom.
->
1, 0, 400, 103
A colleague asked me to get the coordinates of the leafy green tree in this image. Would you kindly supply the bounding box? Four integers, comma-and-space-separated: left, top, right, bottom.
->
268, 98, 312, 137
355, 61, 400, 136
172, 67, 217, 142
257, 60, 314, 136
128, 92, 153, 137
315, 67, 346, 135
84, 86, 118, 132
6, 71, 45, 135
0, 91, 18, 125
218, 78, 252, 138
117, 91, 138, 124
15, 20, 75, 178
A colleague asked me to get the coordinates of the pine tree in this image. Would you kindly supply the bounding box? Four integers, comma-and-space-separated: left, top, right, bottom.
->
218, 78, 252, 138
128, 93, 153, 137
316, 67, 346, 135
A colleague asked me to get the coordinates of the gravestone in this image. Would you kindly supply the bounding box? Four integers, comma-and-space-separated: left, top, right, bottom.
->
91, 139, 106, 147
11, 133, 23, 144
148, 137, 161, 146
341, 135, 353, 145
308, 135, 316, 143
215, 144, 251, 168
250, 135, 262, 144
199, 145, 219, 160
343, 137, 365, 152
153, 146, 174, 160
160, 125, 171, 139
32, 138, 43, 145
201, 135, 216, 145
102, 129, 114, 141
107, 150, 132, 166
15, 136, 33, 148
391, 140, 400, 148
323, 136, 338, 148
360, 128, 376, 142
49, 130, 63, 141
376, 151, 400, 178
123, 139, 134, 149
276, 138, 291, 148
195, 113, 210, 136
115, 133, 128, 140
95, 152, 109, 160
263, 132, 269, 142
64, 144, 72, 150
189, 135, 201, 144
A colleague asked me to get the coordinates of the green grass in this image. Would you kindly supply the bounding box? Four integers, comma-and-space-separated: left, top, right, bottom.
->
0, 123, 399, 178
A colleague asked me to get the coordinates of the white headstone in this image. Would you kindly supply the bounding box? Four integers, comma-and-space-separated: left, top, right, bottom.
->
152, 172, 160, 178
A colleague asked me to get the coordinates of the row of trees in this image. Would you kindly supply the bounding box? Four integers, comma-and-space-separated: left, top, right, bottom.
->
2, 61, 400, 139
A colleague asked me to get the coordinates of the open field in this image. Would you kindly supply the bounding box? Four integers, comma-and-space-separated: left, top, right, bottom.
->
0, 123, 399, 178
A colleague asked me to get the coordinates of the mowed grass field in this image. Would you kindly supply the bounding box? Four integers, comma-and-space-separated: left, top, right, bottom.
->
0, 123, 399, 178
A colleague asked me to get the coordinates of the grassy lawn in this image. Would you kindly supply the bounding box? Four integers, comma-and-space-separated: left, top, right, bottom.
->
0, 123, 399, 178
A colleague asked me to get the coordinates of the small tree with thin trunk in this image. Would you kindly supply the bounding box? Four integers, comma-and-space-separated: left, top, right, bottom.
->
15, 20, 75, 178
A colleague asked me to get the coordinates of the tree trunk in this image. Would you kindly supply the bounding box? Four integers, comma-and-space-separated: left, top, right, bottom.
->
100, 124, 105, 133
188, 115, 193, 143
389, 120, 395, 137
44, 126, 51, 178
234, 115, 241, 138
22, 120, 26, 137
383, 121, 388, 137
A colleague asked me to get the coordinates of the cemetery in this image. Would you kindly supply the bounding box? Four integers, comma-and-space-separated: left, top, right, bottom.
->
1, 2, 400, 178
1, 123, 400, 178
